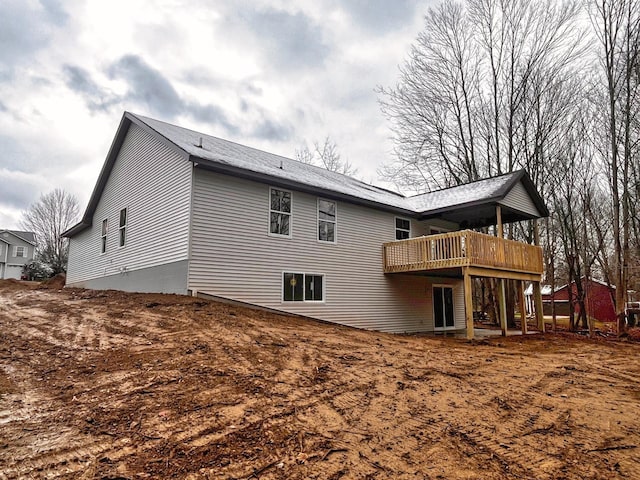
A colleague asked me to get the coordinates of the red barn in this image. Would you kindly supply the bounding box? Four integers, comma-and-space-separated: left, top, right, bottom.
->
552, 278, 616, 323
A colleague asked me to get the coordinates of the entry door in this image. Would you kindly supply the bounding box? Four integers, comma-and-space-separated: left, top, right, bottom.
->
434, 286, 455, 329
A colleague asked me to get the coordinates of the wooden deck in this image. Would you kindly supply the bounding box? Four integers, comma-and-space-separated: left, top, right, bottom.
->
383, 230, 543, 279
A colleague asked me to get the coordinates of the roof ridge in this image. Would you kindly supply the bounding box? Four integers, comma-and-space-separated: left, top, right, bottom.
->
407, 170, 523, 198
129, 112, 406, 199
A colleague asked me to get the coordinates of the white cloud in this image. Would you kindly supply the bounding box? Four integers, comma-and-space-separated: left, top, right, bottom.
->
0, 0, 434, 228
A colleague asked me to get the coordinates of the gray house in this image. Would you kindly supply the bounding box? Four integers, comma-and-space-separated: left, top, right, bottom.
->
0, 230, 36, 280
63, 112, 548, 338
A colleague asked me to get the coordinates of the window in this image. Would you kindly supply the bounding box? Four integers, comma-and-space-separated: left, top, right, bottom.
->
119, 208, 127, 247
283, 272, 324, 302
269, 188, 291, 237
101, 219, 108, 254
305, 274, 323, 301
14, 246, 26, 258
395, 217, 411, 240
283, 273, 303, 301
318, 199, 336, 243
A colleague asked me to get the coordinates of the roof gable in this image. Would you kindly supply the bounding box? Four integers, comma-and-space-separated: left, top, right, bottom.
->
0, 230, 36, 245
63, 112, 549, 237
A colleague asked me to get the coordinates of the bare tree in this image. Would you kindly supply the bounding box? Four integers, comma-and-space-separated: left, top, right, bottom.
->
378, 0, 481, 192
549, 131, 600, 331
378, 0, 585, 195
295, 137, 358, 176
294, 143, 315, 165
20, 189, 80, 275
589, 0, 640, 333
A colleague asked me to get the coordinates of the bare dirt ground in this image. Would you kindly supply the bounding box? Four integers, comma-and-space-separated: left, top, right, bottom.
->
1, 280, 639, 480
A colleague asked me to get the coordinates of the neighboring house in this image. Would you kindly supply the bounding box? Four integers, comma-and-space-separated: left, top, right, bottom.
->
524, 284, 553, 316
525, 278, 617, 323
536, 278, 616, 323
0, 230, 36, 280
63, 112, 549, 338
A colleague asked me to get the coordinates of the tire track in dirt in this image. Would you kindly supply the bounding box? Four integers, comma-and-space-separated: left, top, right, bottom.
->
0, 437, 129, 479
2, 284, 640, 479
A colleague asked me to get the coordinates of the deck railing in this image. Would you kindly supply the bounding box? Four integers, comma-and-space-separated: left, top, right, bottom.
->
383, 230, 543, 275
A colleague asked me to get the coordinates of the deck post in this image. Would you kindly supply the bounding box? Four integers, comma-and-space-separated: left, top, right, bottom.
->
518, 280, 528, 335
463, 268, 474, 340
498, 279, 508, 336
496, 205, 504, 239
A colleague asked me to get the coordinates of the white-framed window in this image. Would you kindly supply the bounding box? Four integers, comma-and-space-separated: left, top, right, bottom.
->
283, 272, 324, 302
119, 208, 127, 247
395, 217, 411, 240
317, 198, 337, 243
269, 188, 291, 237
101, 218, 108, 254
14, 246, 27, 258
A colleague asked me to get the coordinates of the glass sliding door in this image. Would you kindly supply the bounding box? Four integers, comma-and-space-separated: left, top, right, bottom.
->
434, 286, 455, 330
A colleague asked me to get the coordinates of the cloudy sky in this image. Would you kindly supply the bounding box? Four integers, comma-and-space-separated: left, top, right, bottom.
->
0, 0, 433, 229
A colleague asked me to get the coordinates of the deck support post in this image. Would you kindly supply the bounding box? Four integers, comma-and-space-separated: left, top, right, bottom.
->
498, 279, 508, 336
518, 280, 528, 335
463, 268, 474, 340
495, 204, 507, 336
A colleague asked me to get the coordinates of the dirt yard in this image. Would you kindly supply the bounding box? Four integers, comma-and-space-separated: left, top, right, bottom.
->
1, 280, 639, 479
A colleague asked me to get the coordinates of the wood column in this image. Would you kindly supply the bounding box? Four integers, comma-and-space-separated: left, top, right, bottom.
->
496, 205, 506, 336
498, 279, 508, 336
464, 268, 474, 340
518, 280, 528, 335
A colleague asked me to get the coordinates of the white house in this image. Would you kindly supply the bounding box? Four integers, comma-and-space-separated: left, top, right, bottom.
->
0, 230, 36, 279
63, 112, 548, 338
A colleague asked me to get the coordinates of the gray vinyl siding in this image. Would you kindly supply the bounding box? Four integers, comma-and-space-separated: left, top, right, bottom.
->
499, 181, 540, 217
416, 219, 459, 236
189, 170, 465, 333
66, 124, 192, 287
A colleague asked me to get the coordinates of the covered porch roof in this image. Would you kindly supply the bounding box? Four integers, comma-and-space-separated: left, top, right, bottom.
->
408, 170, 548, 229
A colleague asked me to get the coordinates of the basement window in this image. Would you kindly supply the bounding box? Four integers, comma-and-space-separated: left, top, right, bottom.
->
283, 272, 324, 302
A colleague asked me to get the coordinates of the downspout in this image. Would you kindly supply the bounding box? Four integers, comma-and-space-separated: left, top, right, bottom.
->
186, 161, 197, 296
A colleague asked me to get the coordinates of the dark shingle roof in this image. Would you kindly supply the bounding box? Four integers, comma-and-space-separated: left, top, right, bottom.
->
0, 230, 36, 244
135, 114, 543, 216
63, 112, 549, 237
